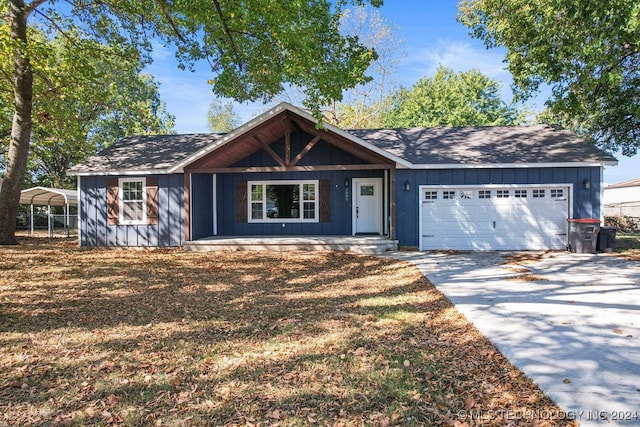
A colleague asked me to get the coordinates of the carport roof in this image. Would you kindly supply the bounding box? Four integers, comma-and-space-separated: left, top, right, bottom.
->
20, 187, 78, 207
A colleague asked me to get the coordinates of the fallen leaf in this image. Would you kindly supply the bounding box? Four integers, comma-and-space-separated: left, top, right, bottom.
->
563, 378, 571, 384
464, 397, 475, 410
268, 409, 281, 419
613, 328, 623, 335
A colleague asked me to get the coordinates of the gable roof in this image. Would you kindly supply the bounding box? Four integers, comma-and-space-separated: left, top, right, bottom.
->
68, 103, 617, 176
68, 103, 409, 176
349, 126, 617, 167
605, 178, 640, 189
166, 103, 410, 173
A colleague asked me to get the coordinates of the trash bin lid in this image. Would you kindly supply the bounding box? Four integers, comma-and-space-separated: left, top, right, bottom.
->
567, 218, 601, 224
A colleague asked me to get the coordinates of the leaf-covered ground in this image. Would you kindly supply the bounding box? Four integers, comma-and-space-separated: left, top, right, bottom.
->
614, 233, 640, 261
0, 239, 577, 426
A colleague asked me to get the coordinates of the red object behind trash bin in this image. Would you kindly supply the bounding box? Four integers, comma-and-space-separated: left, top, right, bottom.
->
567, 218, 601, 224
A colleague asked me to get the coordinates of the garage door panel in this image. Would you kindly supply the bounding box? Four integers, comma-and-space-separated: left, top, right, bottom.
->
420, 185, 569, 251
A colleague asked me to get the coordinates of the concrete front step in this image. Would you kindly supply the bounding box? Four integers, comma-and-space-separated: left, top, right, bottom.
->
184, 236, 398, 254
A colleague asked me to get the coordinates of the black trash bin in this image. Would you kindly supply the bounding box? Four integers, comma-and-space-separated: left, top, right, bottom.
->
567, 219, 600, 254
597, 226, 617, 253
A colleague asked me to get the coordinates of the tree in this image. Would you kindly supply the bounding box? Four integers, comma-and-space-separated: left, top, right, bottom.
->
1, 0, 381, 245
1, 32, 175, 189
382, 66, 525, 128
207, 99, 241, 133
458, 0, 640, 155
324, 7, 403, 128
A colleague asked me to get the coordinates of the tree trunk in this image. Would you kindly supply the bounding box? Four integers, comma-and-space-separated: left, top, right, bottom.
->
0, 0, 33, 245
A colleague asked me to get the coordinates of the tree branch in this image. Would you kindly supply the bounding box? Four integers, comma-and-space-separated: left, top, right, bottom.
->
212, 0, 240, 62
24, 0, 48, 16
153, 0, 186, 43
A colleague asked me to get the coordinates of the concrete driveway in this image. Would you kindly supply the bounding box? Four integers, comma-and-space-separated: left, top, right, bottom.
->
390, 251, 640, 426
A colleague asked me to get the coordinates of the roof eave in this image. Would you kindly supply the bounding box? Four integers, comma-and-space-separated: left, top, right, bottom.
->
168, 102, 412, 173
67, 169, 172, 177
408, 160, 617, 169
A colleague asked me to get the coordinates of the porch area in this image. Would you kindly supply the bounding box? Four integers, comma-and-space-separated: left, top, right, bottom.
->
184, 235, 398, 254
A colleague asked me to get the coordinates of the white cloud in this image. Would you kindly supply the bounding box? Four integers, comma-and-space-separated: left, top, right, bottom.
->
401, 39, 510, 82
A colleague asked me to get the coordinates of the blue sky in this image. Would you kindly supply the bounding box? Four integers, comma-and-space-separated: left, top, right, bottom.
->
144, 0, 637, 185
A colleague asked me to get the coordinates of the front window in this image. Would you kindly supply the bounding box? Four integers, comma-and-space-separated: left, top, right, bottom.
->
119, 178, 146, 224
249, 181, 318, 222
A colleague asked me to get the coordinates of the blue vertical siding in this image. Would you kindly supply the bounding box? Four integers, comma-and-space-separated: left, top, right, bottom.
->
395, 166, 603, 248
233, 132, 367, 168
79, 174, 184, 247
209, 170, 382, 236
191, 173, 213, 240
79, 164, 603, 248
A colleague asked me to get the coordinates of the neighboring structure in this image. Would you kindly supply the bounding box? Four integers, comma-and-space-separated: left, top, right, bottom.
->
20, 187, 78, 237
604, 178, 640, 218
68, 103, 616, 251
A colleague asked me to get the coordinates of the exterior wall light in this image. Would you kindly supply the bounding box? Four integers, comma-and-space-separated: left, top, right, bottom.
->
583, 178, 591, 189
404, 180, 411, 192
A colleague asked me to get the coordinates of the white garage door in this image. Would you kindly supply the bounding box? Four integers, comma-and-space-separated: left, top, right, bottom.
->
420, 185, 570, 251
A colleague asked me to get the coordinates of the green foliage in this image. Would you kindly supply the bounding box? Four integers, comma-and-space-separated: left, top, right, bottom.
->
381, 67, 525, 128
458, 0, 640, 155
142, 0, 381, 116
1, 0, 381, 243
0, 30, 174, 188
207, 99, 241, 133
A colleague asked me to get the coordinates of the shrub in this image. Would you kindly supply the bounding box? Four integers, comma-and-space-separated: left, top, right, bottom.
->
604, 215, 639, 233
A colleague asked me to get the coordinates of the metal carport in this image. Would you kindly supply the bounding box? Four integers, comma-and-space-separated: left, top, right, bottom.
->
20, 187, 78, 237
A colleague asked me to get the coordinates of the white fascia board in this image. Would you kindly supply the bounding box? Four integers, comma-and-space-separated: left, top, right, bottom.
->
67, 169, 171, 177
168, 102, 412, 173
408, 161, 616, 169
168, 105, 289, 173
282, 103, 414, 169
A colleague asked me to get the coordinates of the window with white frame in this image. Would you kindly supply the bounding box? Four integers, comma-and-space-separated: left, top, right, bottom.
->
249, 181, 318, 222
119, 178, 146, 224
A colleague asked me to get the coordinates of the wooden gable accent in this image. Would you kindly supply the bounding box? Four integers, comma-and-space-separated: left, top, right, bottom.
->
184, 111, 395, 173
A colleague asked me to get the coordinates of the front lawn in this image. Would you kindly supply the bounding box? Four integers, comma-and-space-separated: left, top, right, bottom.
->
614, 233, 640, 261
1, 239, 574, 426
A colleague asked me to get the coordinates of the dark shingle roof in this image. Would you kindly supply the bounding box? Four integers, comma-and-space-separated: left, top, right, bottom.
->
348, 125, 617, 165
68, 133, 224, 175
68, 122, 617, 176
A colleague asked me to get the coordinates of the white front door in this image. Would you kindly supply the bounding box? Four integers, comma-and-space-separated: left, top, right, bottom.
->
353, 178, 382, 235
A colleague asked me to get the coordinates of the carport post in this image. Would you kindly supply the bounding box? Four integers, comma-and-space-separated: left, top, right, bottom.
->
64, 202, 69, 236
47, 205, 52, 238
30, 204, 34, 236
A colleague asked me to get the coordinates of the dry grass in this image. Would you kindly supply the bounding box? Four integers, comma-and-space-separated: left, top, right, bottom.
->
0, 238, 576, 426
614, 233, 640, 261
